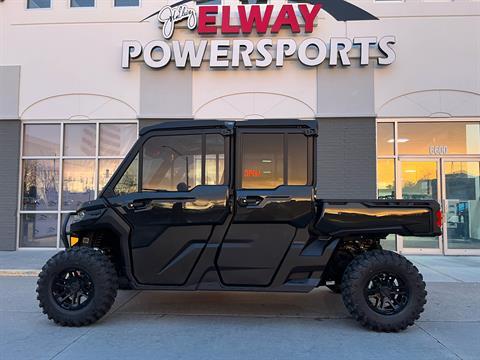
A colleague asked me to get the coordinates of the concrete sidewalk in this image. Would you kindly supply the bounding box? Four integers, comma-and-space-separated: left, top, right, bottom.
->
1, 249, 479, 283
1, 250, 480, 360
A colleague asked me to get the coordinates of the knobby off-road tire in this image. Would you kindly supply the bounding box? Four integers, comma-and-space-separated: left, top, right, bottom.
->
37, 247, 118, 326
341, 250, 426, 332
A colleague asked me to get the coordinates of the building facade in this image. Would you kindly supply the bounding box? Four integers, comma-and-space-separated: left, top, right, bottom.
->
0, 0, 479, 254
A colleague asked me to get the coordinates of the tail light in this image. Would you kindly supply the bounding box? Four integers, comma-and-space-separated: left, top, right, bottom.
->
435, 209, 443, 228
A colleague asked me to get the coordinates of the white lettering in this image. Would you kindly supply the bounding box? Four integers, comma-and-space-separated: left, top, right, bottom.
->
210, 40, 230, 68
256, 39, 273, 68
378, 36, 396, 65
353, 37, 377, 66
172, 40, 208, 68
121, 40, 142, 69
144, 40, 171, 69
232, 40, 254, 68
298, 38, 327, 66
276, 39, 296, 67
329, 38, 352, 66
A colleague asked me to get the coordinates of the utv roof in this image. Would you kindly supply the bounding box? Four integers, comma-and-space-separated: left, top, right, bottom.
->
139, 119, 317, 136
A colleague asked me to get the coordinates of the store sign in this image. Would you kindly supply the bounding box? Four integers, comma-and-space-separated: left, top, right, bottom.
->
122, 1, 396, 70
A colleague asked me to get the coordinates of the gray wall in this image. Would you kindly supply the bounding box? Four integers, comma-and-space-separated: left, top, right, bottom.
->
0, 66, 20, 119
316, 118, 376, 199
316, 65, 374, 118
0, 121, 21, 250
139, 66, 193, 119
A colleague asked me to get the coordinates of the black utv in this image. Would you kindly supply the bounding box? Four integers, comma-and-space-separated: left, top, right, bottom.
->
37, 120, 442, 331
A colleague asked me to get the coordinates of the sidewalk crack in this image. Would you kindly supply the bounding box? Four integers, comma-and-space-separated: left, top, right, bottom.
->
49, 329, 93, 360
417, 323, 463, 360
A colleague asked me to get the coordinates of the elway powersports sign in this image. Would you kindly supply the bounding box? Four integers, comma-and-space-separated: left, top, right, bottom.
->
122, 0, 395, 70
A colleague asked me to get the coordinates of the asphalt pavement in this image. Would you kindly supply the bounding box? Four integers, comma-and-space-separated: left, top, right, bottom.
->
0, 252, 479, 360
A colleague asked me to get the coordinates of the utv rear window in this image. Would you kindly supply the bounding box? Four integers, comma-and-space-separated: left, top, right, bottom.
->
141, 134, 226, 192
241, 133, 310, 189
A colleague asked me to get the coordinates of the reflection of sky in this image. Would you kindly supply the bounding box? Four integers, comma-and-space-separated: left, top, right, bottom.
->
24, 125, 60, 156
398, 122, 480, 155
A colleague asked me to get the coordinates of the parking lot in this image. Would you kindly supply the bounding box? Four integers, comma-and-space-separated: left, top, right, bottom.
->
1, 254, 479, 360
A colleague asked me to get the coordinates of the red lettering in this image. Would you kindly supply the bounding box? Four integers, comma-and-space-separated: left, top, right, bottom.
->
244, 169, 261, 177
238, 5, 273, 34
221, 6, 240, 34
198, 6, 218, 34
299, 4, 322, 33
271, 4, 300, 34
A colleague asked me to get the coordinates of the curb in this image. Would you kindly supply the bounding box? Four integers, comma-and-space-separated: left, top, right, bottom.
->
0, 269, 40, 277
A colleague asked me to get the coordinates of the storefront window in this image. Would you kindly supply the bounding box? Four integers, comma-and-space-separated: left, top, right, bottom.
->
99, 123, 137, 156
62, 159, 95, 210
19, 213, 57, 248
23, 124, 60, 156
377, 122, 394, 156
64, 124, 96, 156
22, 159, 59, 211
19, 122, 138, 248
377, 159, 395, 199
99, 159, 123, 191
398, 122, 480, 155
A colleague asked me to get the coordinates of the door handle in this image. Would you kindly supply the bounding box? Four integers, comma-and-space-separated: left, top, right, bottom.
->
238, 196, 264, 207
127, 200, 149, 210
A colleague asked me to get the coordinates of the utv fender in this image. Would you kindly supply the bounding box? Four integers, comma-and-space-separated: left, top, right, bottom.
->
80, 208, 136, 286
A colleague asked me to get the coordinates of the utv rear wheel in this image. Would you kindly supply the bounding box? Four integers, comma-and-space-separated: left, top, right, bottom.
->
37, 247, 118, 326
341, 250, 426, 332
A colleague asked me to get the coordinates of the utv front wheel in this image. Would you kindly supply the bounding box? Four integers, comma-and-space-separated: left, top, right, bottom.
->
341, 250, 426, 332
37, 247, 118, 326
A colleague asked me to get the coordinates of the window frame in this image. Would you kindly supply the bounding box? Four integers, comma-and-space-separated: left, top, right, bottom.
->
236, 128, 314, 190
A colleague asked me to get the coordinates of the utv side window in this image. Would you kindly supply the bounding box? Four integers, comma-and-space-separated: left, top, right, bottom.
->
113, 154, 139, 196
287, 133, 309, 186
241, 132, 310, 189
206, 134, 225, 185
242, 134, 284, 189
142, 134, 226, 192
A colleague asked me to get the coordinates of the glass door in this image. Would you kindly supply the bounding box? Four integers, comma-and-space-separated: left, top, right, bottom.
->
397, 159, 442, 254
442, 159, 480, 255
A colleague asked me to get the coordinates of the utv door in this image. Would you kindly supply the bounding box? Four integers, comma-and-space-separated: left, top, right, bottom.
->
217, 128, 316, 286
107, 130, 230, 285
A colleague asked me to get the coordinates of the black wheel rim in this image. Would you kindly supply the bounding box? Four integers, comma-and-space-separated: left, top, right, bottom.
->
51, 268, 95, 311
364, 271, 409, 315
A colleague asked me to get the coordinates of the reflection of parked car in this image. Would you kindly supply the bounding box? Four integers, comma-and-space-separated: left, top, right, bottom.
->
37, 120, 442, 332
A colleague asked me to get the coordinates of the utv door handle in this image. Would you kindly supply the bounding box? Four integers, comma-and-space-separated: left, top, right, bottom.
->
127, 200, 149, 210
238, 196, 264, 207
